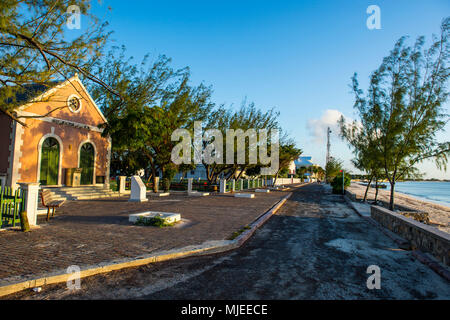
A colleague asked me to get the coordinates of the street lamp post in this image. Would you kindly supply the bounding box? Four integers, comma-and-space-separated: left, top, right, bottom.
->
340, 169, 345, 195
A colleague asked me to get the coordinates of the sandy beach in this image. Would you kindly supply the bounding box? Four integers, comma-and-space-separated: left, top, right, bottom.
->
347, 183, 450, 234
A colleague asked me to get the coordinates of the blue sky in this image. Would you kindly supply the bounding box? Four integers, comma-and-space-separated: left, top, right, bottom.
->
85, 0, 450, 178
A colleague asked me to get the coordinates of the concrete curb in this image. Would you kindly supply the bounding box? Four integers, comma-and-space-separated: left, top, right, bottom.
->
234, 192, 292, 247
343, 195, 450, 282
411, 250, 450, 282
0, 192, 294, 298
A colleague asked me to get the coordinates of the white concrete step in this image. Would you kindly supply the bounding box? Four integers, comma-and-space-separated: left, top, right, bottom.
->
62, 191, 116, 196
42, 187, 120, 202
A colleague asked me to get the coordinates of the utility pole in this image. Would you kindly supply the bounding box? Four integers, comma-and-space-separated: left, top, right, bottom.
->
326, 127, 331, 183
326, 127, 331, 165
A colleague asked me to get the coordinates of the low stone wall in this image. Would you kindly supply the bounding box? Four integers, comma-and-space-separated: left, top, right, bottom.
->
371, 205, 450, 266
345, 189, 357, 201
272, 178, 303, 185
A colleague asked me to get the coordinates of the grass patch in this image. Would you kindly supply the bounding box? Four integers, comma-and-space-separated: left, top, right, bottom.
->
134, 216, 175, 228
228, 225, 251, 240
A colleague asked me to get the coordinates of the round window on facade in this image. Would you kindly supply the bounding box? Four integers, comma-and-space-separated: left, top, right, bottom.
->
67, 95, 82, 113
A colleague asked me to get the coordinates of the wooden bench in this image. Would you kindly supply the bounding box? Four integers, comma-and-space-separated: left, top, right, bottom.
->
40, 190, 65, 221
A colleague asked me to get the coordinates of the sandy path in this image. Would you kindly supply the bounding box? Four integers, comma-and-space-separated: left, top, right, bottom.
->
347, 183, 450, 234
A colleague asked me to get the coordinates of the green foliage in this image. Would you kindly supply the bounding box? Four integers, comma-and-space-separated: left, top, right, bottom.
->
179, 163, 196, 175
0, 0, 117, 124
325, 158, 343, 181
110, 149, 148, 176
278, 167, 289, 178
162, 178, 171, 192
1, 0, 303, 187
90, 47, 213, 191
296, 166, 308, 181
134, 216, 174, 228
349, 18, 450, 209
339, 115, 385, 182
229, 225, 251, 240
202, 101, 282, 183
109, 180, 118, 191
331, 173, 351, 194
272, 142, 302, 184
245, 165, 261, 177
163, 166, 177, 181
316, 167, 325, 181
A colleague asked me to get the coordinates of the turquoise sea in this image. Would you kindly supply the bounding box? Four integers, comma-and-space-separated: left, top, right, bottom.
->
381, 181, 450, 208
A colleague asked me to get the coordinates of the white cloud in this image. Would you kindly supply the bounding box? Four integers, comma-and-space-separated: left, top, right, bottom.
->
307, 109, 345, 144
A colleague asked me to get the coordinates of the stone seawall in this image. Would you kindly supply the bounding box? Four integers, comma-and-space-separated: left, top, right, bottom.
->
371, 205, 450, 266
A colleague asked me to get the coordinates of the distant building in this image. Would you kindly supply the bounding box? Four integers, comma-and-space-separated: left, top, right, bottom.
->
174, 164, 208, 180
174, 164, 246, 181
294, 156, 314, 168
294, 156, 320, 182
287, 160, 296, 177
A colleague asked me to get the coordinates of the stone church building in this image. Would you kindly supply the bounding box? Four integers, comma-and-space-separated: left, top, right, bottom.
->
0, 74, 111, 189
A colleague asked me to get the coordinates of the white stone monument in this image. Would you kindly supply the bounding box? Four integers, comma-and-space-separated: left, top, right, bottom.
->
129, 175, 148, 202
18, 183, 40, 226
187, 178, 193, 193
118, 176, 126, 194
234, 193, 255, 198
153, 176, 159, 193
219, 179, 226, 193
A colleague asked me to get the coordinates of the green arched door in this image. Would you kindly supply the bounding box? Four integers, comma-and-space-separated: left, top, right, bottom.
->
39, 137, 60, 185
80, 143, 95, 185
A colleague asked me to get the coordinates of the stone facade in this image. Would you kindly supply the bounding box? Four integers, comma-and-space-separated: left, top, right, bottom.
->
371, 205, 450, 266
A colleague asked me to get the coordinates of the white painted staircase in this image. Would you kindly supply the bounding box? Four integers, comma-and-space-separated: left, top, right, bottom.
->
42, 186, 121, 201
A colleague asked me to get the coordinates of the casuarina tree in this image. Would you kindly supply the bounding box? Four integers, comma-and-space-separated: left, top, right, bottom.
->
349, 18, 450, 210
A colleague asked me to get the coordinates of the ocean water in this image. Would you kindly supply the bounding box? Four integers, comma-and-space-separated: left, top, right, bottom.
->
381, 181, 450, 207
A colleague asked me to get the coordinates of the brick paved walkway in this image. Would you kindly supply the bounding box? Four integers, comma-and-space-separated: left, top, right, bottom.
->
0, 190, 289, 283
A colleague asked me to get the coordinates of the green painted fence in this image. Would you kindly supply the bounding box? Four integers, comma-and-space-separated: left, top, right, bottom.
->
0, 186, 24, 228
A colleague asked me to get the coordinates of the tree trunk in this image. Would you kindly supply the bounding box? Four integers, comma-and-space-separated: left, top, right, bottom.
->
226, 166, 238, 181
374, 177, 379, 204
235, 168, 245, 180
19, 211, 30, 232
151, 165, 158, 193
273, 169, 280, 186
148, 158, 158, 193
144, 152, 159, 193
206, 165, 211, 184
389, 181, 395, 211
363, 175, 373, 202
